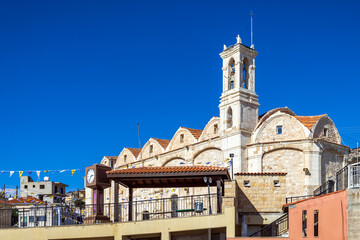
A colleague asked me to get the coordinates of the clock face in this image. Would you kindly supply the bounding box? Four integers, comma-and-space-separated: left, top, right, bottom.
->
87, 169, 95, 184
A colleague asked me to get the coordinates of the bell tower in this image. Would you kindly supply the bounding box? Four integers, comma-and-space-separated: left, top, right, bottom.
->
219, 35, 259, 173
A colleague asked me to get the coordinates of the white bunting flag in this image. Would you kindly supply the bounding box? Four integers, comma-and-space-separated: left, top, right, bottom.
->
9, 171, 14, 177
36, 171, 41, 179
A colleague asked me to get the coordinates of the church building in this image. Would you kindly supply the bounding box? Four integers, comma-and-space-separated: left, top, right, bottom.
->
85, 35, 349, 235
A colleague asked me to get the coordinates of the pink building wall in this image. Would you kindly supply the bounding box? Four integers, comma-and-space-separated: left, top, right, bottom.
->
229, 190, 347, 240
287, 190, 347, 240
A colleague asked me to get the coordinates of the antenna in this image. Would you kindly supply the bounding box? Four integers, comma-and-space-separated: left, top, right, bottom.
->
250, 11, 254, 48
137, 123, 142, 150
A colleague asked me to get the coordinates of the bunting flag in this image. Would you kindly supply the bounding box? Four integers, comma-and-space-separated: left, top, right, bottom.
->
71, 169, 76, 176
60, 170, 66, 173
36, 171, 41, 179
9, 171, 14, 177
179, 162, 185, 165
28, 171, 32, 175
44, 170, 49, 173
205, 162, 211, 165
0, 171, 5, 174
19, 171, 23, 177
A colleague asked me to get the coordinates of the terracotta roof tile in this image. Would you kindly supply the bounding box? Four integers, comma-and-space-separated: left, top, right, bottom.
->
182, 127, 203, 140
108, 166, 228, 175
7, 196, 44, 205
152, 138, 171, 150
235, 172, 287, 176
125, 148, 141, 158
294, 115, 326, 130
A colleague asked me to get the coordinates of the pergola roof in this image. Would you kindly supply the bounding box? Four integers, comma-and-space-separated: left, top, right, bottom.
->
107, 166, 230, 188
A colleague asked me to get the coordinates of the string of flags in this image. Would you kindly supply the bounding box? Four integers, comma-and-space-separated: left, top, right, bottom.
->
0, 168, 84, 178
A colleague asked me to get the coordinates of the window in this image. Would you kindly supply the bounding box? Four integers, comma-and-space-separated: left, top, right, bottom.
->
244, 180, 250, 187
227, 107, 233, 129
323, 128, 328, 137
124, 155, 127, 162
60, 188, 64, 194
242, 58, 249, 89
39, 195, 43, 201
274, 180, 280, 187
40, 185, 45, 189
302, 210, 307, 237
180, 134, 184, 143
314, 210, 319, 237
33, 185, 35, 188
24, 185, 28, 189
228, 59, 235, 90
149, 145, 153, 154
110, 159, 114, 168
55, 186, 58, 193
277, 125, 283, 135
214, 124, 218, 134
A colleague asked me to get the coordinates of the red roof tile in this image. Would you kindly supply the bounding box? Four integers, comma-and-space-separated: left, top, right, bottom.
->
294, 115, 326, 130
125, 148, 141, 158
235, 172, 287, 176
182, 127, 203, 140
152, 138, 171, 150
108, 166, 228, 175
0, 200, 12, 206
7, 196, 44, 205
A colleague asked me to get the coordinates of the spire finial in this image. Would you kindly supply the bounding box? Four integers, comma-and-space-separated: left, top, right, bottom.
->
236, 34, 242, 44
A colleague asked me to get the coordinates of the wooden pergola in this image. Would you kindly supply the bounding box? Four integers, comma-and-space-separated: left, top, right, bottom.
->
106, 166, 230, 221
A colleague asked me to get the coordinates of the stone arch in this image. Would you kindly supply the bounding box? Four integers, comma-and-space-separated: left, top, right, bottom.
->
242, 57, 249, 89
254, 114, 307, 143
167, 127, 197, 151
162, 157, 186, 167
312, 116, 342, 144
193, 147, 223, 166
199, 117, 220, 141
228, 58, 235, 90
227, 107, 233, 129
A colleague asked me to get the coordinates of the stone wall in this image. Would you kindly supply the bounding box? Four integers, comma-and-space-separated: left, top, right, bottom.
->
347, 189, 360, 240
262, 149, 304, 196
168, 129, 197, 151
255, 114, 305, 143
235, 174, 286, 213
313, 117, 340, 144
321, 149, 344, 183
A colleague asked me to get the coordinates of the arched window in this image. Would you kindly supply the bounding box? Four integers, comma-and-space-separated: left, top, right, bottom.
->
171, 194, 178, 218
242, 58, 249, 89
227, 107, 233, 129
228, 58, 235, 90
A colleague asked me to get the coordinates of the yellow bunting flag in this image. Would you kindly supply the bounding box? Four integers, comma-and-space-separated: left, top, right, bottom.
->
71, 169, 76, 176
19, 171, 23, 177
44, 170, 49, 173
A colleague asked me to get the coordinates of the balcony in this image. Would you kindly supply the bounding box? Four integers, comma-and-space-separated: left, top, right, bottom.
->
0, 193, 221, 229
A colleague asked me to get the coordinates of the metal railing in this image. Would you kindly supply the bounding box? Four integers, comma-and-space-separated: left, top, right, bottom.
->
336, 165, 349, 191
313, 180, 335, 196
249, 213, 288, 237
285, 195, 316, 204
0, 194, 220, 229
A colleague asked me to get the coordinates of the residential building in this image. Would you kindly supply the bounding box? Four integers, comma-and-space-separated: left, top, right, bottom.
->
20, 176, 68, 204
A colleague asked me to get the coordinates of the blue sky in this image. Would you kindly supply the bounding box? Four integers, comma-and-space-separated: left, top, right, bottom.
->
0, 0, 359, 191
